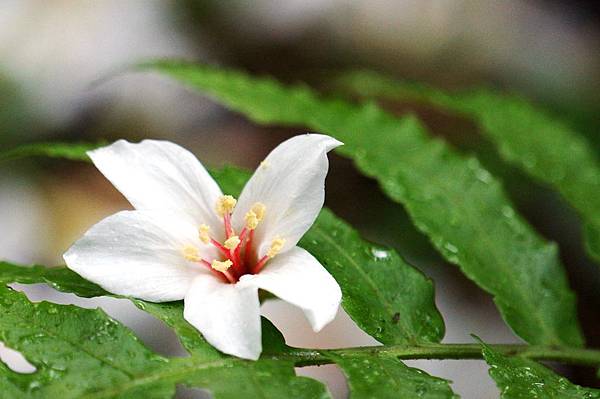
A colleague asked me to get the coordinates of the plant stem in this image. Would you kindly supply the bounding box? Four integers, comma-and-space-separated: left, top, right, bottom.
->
281, 343, 600, 367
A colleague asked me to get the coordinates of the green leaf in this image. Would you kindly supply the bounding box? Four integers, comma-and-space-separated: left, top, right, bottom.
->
0, 286, 330, 399
303, 210, 444, 344
0, 142, 101, 163
481, 342, 600, 398
2, 148, 444, 342
0, 166, 445, 348
0, 162, 450, 396
213, 166, 445, 345
0, 263, 106, 298
333, 70, 600, 263
0, 262, 205, 357
328, 353, 457, 399
0, 262, 454, 398
138, 60, 583, 347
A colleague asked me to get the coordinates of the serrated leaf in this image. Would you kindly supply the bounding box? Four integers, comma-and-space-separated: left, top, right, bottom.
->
212, 166, 445, 345
481, 342, 600, 399
2, 150, 445, 345
0, 261, 455, 398
0, 164, 445, 348
333, 70, 600, 263
0, 160, 450, 396
0, 286, 330, 399
328, 353, 457, 399
138, 60, 583, 347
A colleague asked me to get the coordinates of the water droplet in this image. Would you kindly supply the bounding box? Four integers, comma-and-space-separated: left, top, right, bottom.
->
444, 242, 458, 254
475, 169, 492, 184
501, 206, 514, 218
370, 248, 390, 260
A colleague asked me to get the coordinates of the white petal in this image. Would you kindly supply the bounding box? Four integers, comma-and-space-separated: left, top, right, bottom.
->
88, 140, 223, 229
240, 246, 341, 332
232, 134, 342, 256
63, 210, 215, 302
184, 275, 261, 360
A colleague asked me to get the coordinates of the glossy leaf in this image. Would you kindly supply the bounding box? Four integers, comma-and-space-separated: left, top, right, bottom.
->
481, 342, 600, 398
0, 285, 330, 399
329, 353, 457, 399
0, 162, 446, 347
0, 259, 455, 397
139, 60, 583, 347
334, 70, 600, 263
213, 166, 445, 345
0, 157, 450, 396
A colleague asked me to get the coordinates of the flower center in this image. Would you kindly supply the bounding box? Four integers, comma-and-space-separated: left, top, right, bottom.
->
182, 195, 285, 283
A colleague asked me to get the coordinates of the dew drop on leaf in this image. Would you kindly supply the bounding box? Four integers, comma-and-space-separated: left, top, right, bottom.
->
370, 248, 390, 260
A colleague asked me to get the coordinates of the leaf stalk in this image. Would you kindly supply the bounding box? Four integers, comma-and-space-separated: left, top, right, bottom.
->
283, 343, 600, 368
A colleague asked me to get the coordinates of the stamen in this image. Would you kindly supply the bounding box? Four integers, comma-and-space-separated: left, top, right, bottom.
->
252, 237, 286, 274
182, 245, 202, 262
223, 213, 233, 238
224, 235, 241, 250
267, 237, 285, 258
245, 203, 266, 231
211, 259, 233, 272
260, 160, 270, 168
216, 195, 237, 217
189, 198, 281, 282
244, 210, 259, 230
251, 202, 266, 221
199, 224, 211, 244
243, 229, 255, 267
211, 259, 236, 284
210, 238, 229, 256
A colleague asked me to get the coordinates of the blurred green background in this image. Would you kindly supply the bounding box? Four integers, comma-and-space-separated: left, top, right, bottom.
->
0, 1, 598, 398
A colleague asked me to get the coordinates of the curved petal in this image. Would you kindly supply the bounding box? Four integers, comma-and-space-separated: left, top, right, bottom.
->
240, 246, 341, 332
88, 140, 223, 229
64, 210, 215, 302
184, 275, 261, 360
232, 134, 342, 256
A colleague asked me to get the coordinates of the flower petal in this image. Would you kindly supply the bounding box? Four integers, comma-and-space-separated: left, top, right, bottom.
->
64, 210, 214, 302
88, 140, 223, 229
240, 246, 341, 332
232, 134, 342, 256
184, 275, 261, 360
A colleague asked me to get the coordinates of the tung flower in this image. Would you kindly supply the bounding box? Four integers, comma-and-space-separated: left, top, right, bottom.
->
63, 134, 343, 360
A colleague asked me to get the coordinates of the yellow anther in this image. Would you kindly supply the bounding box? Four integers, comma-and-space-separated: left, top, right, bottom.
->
251, 202, 266, 221
260, 160, 270, 168
245, 210, 259, 230
199, 224, 211, 244
211, 259, 233, 272
224, 235, 240, 250
267, 237, 285, 258
183, 245, 202, 262
216, 195, 237, 216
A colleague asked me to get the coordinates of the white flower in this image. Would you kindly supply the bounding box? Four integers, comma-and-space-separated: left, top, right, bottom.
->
63, 134, 343, 360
